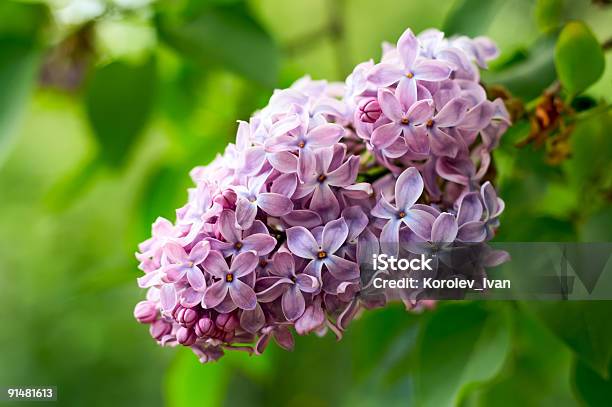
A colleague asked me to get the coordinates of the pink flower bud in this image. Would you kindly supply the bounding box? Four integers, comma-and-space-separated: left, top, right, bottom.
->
134, 300, 157, 324
149, 319, 171, 340
216, 313, 239, 332
358, 98, 382, 123
195, 317, 215, 337
177, 326, 197, 346
175, 306, 199, 327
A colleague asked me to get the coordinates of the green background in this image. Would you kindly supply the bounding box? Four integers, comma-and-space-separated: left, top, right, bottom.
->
0, 0, 611, 406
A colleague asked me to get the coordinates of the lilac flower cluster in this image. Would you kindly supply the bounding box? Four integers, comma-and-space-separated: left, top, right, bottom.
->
134, 28, 510, 363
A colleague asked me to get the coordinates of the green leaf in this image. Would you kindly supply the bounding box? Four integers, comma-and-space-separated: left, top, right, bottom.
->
535, 0, 564, 33
0, 1, 47, 167
443, 0, 505, 37
572, 359, 612, 407
554, 21, 605, 96
523, 301, 612, 378
483, 35, 558, 101
157, 4, 279, 88
84, 58, 157, 167
415, 302, 511, 407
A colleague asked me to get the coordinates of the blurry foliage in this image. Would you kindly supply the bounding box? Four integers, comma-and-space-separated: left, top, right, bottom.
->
0, 0, 611, 406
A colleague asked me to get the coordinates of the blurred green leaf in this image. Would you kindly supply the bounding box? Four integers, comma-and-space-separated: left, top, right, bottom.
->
554, 21, 605, 97
535, 0, 564, 33
85, 57, 157, 167
460, 308, 577, 406
523, 302, 612, 378
443, 0, 505, 36
483, 35, 557, 100
415, 302, 511, 407
572, 359, 612, 407
0, 1, 47, 167
157, 3, 279, 87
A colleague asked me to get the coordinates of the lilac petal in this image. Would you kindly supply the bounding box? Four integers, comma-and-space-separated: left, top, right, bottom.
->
241, 234, 276, 257
403, 209, 435, 240
213, 293, 237, 313
228, 279, 257, 310
230, 250, 258, 277
378, 88, 403, 122
397, 28, 418, 70
342, 182, 373, 199
326, 155, 359, 187
203, 280, 229, 308
218, 210, 241, 243
484, 249, 510, 267
187, 266, 207, 291
282, 287, 306, 320
367, 64, 403, 86
282, 210, 322, 229
295, 297, 325, 335
163, 264, 187, 283
337, 299, 360, 330
428, 127, 459, 157
273, 327, 295, 351
255, 276, 292, 302
457, 192, 483, 224
286, 227, 318, 259
303, 259, 324, 280
298, 148, 316, 182
380, 219, 401, 257
242, 147, 266, 174
406, 99, 434, 124
206, 239, 234, 256
271, 173, 297, 196
240, 303, 265, 334
371, 194, 397, 219
342, 206, 368, 242
258, 193, 293, 216
461, 101, 495, 131
322, 218, 349, 254
164, 242, 188, 263
137, 270, 162, 288
269, 151, 298, 173
188, 241, 210, 265
385, 137, 411, 158
357, 227, 380, 265
404, 126, 430, 155
235, 120, 250, 150
371, 122, 402, 149
202, 250, 229, 279
296, 273, 320, 293
397, 76, 417, 110
395, 167, 424, 211
180, 287, 204, 308
160, 284, 177, 312
270, 113, 302, 138
414, 59, 452, 81
271, 252, 295, 278
457, 221, 487, 242
324, 255, 359, 281
315, 146, 334, 175
481, 181, 500, 218
264, 134, 297, 153
307, 123, 344, 148
310, 184, 340, 220
435, 97, 468, 127
235, 198, 257, 230
431, 213, 458, 243
246, 220, 268, 236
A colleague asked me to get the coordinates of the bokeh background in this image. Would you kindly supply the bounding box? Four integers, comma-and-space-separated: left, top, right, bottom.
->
1, 0, 611, 406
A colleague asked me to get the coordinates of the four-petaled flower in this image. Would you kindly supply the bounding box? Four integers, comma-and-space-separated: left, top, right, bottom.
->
203, 250, 259, 311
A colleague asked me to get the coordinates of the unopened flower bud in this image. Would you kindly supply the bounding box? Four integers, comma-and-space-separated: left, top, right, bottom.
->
195, 317, 215, 337
216, 313, 239, 332
134, 300, 157, 323
149, 319, 171, 340
358, 98, 382, 123
175, 306, 199, 327
177, 326, 197, 346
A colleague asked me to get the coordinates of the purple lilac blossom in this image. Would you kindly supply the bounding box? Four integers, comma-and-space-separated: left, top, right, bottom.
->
134, 27, 509, 362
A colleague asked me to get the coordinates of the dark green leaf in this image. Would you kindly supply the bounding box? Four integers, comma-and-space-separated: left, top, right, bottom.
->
572, 359, 612, 407
523, 301, 612, 378
443, 0, 505, 37
157, 4, 279, 87
84, 58, 157, 167
554, 21, 605, 96
415, 302, 511, 407
483, 35, 557, 101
